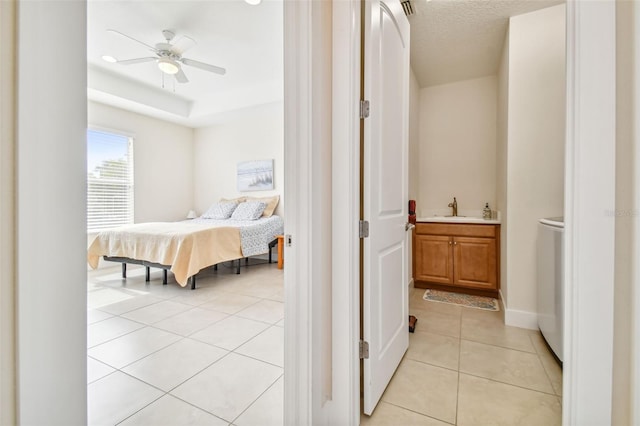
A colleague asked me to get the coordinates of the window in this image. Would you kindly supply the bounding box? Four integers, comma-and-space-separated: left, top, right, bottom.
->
87, 129, 134, 232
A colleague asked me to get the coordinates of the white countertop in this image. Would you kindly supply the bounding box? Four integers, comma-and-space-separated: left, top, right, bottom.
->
416, 216, 501, 225
416, 208, 502, 224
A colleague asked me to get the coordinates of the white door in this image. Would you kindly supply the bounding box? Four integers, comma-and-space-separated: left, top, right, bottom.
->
362, 0, 410, 415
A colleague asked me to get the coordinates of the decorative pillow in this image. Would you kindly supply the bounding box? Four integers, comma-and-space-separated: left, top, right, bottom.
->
246, 195, 280, 217
220, 196, 247, 204
201, 201, 239, 219
231, 201, 267, 220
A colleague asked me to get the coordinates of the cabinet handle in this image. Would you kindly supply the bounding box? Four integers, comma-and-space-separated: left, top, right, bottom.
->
454, 241, 457, 245
449, 241, 452, 245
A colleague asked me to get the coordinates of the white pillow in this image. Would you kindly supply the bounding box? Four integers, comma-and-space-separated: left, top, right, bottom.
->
231, 201, 267, 220
202, 201, 238, 219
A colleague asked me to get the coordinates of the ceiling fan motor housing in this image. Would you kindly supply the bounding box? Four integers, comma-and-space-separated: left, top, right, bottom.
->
162, 29, 175, 42
105, 28, 226, 82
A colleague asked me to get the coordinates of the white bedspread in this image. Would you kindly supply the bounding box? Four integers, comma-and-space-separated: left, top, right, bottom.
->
190, 216, 284, 257
87, 216, 284, 287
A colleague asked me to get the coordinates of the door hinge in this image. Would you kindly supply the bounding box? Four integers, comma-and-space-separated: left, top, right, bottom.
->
285, 234, 292, 247
360, 100, 370, 119
359, 340, 370, 359
359, 220, 370, 238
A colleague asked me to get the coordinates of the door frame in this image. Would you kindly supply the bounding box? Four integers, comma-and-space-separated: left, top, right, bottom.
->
327, 0, 617, 424
563, 0, 616, 424
5, 0, 623, 424
284, 0, 362, 423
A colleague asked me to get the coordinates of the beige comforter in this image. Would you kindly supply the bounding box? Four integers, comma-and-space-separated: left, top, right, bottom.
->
87, 222, 243, 287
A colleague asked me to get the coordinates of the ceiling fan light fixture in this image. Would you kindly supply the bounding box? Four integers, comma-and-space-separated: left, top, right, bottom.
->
158, 57, 179, 75
244, 0, 262, 5
102, 55, 117, 63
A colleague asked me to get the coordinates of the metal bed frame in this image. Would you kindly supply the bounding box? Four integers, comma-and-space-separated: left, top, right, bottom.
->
103, 237, 279, 290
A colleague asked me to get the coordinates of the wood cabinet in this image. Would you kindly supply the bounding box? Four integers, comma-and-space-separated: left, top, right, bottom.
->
413, 223, 500, 296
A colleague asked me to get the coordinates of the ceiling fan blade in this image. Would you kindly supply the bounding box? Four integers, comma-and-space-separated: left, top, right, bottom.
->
180, 58, 226, 75
107, 29, 157, 52
175, 67, 189, 83
116, 57, 157, 65
172, 35, 197, 55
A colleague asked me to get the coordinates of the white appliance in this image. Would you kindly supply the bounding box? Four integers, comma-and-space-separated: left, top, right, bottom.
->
537, 217, 564, 362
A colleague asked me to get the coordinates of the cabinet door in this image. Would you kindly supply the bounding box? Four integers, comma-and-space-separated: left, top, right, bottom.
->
453, 237, 497, 289
415, 235, 453, 284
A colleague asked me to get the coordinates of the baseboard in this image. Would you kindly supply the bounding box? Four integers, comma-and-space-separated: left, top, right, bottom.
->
408, 278, 414, 288
499, 290, 539, 330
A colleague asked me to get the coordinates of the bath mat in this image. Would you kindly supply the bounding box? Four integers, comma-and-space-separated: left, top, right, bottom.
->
423, 289, 499, 311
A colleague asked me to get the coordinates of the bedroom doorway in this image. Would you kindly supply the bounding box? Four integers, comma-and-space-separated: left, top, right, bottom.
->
85, 1, 286, 424
9, 0, 621, 424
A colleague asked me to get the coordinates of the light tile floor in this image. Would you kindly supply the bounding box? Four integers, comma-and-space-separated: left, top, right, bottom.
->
89, 264, 562, 426
362, 288, 563, 426
87, 260, 284, 426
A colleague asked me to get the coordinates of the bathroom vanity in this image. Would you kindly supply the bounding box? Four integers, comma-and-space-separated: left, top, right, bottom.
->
413, 218, 501, 297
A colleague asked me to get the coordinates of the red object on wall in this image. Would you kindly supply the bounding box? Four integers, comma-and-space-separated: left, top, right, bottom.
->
408, 200, 416, 224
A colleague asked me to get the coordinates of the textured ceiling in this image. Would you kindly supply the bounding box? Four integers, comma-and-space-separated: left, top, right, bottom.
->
409, 0, 564, 88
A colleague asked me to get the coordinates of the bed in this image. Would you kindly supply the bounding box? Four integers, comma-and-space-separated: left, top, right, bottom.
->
87, 215, 284, 289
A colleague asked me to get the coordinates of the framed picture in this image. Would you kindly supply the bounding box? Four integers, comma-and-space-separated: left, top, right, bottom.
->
237, 159, 274, 192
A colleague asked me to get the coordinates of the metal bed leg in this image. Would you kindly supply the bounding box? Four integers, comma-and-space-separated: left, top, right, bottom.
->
267, 238, 278, 264
245, 257, 249, 265
122, 263, 127, 278
190, 275, 196, 290
145, 266, 150, 282
236, 260, 240, 274
163, 269, 167, 285
214, 264, 218, 271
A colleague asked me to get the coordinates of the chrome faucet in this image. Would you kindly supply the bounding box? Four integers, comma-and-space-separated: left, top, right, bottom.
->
448, 197, 458, 216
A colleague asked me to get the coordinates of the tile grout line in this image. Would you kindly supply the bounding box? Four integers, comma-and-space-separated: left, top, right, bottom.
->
111, 370, 169, 425
528, 333, 562, 397
112, 309, 278, 373
162, 349, 235, 394
458, 336, 557, 397
458, 336, 538, 355
230, 372, 284, 425
113, 363, 235, 426
88, 265, 285, 425
458, 371, 559, 397
168, 391, 236, 424
380, 401, 456, 425
95, 330, 186, 371
406, 295, 561, 425
87, 319, 148, 350
105, 322, 282, 393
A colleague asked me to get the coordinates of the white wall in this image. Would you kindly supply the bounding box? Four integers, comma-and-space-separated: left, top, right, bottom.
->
0, 1, 15, 423
408, 68, 420, 285
503, 4, 566, 325
193, 101, 284, 216
612, 0, 637, 423
496, 29, 510, 304
88, 101, 194, 223
16, 1, 87, 423
408, 67, 420, 201
418, 76, 497, 216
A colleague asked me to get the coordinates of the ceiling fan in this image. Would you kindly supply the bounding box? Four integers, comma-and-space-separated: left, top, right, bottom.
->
103, 29, 226, 83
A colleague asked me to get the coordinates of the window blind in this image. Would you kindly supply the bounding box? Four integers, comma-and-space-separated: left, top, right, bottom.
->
87, 129, 134, 232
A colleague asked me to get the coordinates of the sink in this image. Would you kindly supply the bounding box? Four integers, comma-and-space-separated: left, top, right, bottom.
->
438, 216, 478, 222
419, 216, 498, 224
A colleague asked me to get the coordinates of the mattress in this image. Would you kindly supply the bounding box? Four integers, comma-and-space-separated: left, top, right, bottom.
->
87, 216, 284, 286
